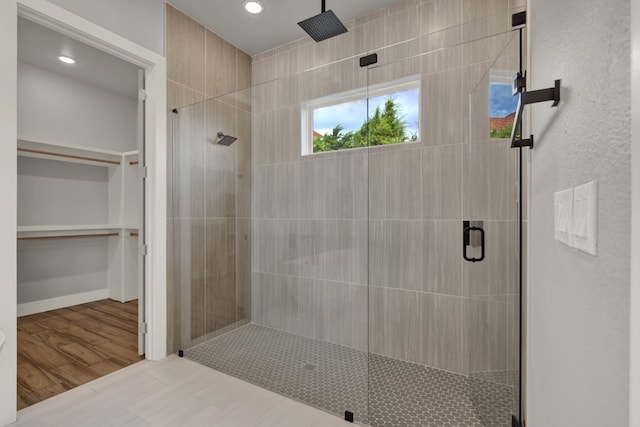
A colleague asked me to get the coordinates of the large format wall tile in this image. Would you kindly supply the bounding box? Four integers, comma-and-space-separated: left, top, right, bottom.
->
423, 68, 463, 146
236, 219, 252, 320
166, 5, 205, 93
463, 0, 510, 22
167, 81, 206, 220
421, 0, 463, 34
422, 144, 462, 220
237, 109, 252, 219
205, 30, 237, 99
325, 153, 368, 220
420, 293, 464, 373
170, 219, 206, 345
323, 220, 368, 285
423, 220, 462, 296
385, 6, 420, 47
298, 220, 325, 279
172, 101, 205, 219
463, 140, 516, 221
205, 218, 236, 334
253, 165, 276, 219
369, 287, 421, 364
238, 51, 252, 91
299, 157, 327, 220
385, 148, 422, 219
465, 297, 509, 374
385, 221, 423, 291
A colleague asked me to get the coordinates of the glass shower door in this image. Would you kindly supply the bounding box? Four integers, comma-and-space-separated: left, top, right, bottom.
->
465, 33, 522, 426
364, 24, 522, 427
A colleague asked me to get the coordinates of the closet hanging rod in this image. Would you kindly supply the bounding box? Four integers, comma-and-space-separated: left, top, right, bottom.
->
17, 148, 121, 165
18, 232, 120, 241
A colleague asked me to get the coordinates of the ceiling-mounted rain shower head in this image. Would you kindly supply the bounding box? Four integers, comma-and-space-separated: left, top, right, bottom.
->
217, 131, 238, 146
298, 0, 348, 43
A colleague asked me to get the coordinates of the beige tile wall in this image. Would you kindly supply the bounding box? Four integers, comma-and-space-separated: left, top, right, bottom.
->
166, 4, 252, 353
250, 0, 524, 378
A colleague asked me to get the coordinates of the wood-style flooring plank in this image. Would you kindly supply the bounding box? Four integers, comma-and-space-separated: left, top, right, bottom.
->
17, 299, 143, 410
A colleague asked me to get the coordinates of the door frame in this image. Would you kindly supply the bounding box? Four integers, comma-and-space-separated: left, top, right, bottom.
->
17, 0, 168, 360
0, 1, 167, 423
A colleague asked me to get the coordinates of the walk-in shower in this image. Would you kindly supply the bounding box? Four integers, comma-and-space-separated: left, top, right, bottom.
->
169, 4, 525, 426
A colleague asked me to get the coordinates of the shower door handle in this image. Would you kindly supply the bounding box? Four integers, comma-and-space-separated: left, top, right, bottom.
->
463, 221, 485, 263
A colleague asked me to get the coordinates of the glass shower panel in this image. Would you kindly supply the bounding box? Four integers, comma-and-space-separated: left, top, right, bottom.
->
173, 55, 371, 424
466, 33, 521, 426
171, 86, 252, 351
171, 100, 207, 350
251, 57, 370, 424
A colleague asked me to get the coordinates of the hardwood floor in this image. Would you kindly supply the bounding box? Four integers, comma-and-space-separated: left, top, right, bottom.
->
17, 299, 144, 410
13, 356, 351, 427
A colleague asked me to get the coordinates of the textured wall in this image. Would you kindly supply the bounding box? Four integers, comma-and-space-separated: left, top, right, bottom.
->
251, 0, 524, 382
165, 4, 252, 353
528, 0, 631, 425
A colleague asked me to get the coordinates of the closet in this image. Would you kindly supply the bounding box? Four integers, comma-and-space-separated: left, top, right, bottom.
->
16, 16, 143, 315
16, 16, 145, 408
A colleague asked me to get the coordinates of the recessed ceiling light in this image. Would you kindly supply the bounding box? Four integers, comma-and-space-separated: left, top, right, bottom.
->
243, 0, 263, 14
58, 56, 76, 64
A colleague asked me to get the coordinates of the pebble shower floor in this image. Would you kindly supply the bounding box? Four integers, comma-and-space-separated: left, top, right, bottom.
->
184, 324, 513, 426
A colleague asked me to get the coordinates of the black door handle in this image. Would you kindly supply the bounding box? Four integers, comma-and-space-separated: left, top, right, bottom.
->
463, 222, 485, 263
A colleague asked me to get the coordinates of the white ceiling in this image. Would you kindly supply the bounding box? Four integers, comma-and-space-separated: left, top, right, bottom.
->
168, 0, 402, 56
18, 17, 141, 98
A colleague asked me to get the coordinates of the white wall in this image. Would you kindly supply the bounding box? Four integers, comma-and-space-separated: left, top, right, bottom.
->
528, 0, 632, 426
18, 61, 137, 152
17, 157, 110, 304
18, 238, 108, 303
0, 1, 17, 424
47, 0, 164, 56
18, 158, 108, 226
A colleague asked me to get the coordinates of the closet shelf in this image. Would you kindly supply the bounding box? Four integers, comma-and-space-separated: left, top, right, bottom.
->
17, 224, 139, 240
18, 138, 139, 167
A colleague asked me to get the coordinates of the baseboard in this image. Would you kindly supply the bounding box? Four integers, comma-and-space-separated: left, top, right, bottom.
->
17, 289, 109, 317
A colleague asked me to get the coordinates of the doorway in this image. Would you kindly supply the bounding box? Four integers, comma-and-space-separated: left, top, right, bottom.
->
15, 14, 146, 409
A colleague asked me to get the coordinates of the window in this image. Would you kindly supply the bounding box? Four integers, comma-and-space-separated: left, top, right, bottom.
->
302, 77, 421, 155
489, 71, 519, 139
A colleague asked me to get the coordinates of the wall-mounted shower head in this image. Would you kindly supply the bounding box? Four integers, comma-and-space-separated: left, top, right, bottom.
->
298, 0, 348, 43
217, 131, 237, 146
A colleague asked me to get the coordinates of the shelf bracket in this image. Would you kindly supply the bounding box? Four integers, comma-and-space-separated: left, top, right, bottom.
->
510, 72, 561, 149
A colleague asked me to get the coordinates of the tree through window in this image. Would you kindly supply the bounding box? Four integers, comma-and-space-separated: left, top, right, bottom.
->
302, 78, 420, 155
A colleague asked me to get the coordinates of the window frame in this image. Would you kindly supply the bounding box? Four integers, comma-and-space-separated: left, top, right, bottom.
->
301, 75, 421, 156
